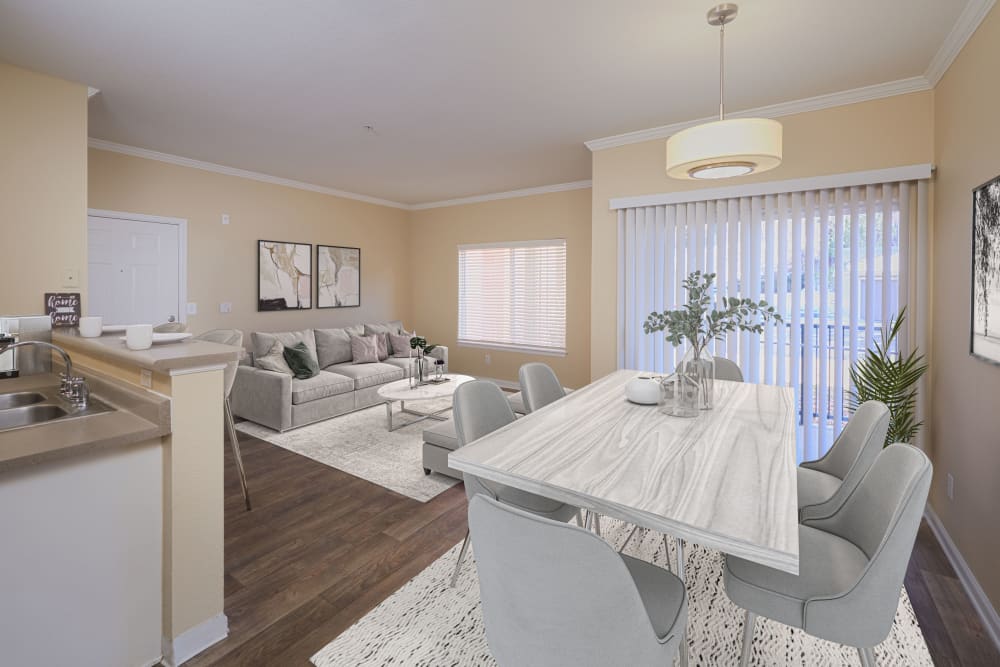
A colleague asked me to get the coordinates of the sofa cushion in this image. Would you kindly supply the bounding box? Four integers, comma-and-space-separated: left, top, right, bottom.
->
291, 371, 354, 405
383, 357, 416, 376
389, 332, 413, 357
283, 342, 320, 379
350, 334, 379, 363
365, 321, 405, 337
327, 362, 404, 390
423, 419, 459, 451
255, 339, 293, 375
315, 327, 353, 367
252, 329, 317, 363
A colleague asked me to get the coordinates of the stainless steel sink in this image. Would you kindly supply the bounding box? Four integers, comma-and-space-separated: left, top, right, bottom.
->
0, 386, 112, 433
0, 392, 45, 410
0, 404, 69, 430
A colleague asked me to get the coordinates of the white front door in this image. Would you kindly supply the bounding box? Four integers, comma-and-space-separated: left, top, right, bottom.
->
88, 215, 181, 326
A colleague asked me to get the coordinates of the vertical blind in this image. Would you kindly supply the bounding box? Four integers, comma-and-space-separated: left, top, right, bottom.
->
458, 239, 567, 355
617, 180, 929, 462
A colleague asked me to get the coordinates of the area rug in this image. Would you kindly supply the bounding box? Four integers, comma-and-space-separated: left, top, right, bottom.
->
311, 517, 932, 666
235, 398, 459, 502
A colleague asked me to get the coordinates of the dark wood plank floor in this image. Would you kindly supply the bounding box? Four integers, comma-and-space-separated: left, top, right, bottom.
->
187, 432, 999, 666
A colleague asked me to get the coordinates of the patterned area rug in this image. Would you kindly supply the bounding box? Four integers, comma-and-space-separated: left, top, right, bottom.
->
311, 517, 932, 666
236, 398, 458, 502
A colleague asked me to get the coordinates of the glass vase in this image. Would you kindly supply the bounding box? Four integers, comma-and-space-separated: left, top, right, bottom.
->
660, 370, 701, 418
678, 345, 715, 410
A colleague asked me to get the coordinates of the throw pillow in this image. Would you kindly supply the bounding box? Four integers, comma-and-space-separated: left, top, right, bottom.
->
255, 339, 293, 375
350, 334, 380, 364
282, 342, 320, 380
375, 332, 390, 360
389, 332, 413, 358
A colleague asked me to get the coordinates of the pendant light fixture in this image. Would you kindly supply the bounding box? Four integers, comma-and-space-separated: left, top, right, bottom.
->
665, 4, 782, 180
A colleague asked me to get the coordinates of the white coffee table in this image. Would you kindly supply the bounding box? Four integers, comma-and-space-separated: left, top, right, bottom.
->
377, 374, 474, 432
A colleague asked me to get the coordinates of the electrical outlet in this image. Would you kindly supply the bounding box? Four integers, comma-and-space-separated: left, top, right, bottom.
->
484, 353, 491, 365
186, 302, 198, 315
140, 369, 152, 388
219, 302, 232, 314
947, 473, 954, 501
221, 213, 230, 225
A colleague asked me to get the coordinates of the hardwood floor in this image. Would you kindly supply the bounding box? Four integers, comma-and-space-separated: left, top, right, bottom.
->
188, 432, 999, 666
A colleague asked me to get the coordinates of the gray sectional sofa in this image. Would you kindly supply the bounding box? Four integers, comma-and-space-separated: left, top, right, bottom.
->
230, 320, 448, 432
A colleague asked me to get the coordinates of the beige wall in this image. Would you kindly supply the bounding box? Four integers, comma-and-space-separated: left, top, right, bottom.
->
0, 63, 88, 314
930, 5, 1000, 610
88, 149, 413, 336
590, 91, 936, 379
409, 189, 592, 388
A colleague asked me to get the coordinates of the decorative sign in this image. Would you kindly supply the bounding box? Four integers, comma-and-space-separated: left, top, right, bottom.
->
45, 292, 82, 328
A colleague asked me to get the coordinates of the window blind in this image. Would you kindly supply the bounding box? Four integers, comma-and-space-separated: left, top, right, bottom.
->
617, 179, 929, 462
458, 239, 567, 356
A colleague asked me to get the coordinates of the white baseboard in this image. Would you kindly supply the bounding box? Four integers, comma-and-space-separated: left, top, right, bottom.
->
924, 506, 1000, 653
160, 613, 229, 667
475, 375, 520, 391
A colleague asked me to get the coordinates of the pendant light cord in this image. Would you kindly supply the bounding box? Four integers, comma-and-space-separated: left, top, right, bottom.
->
719, 22, 726, 120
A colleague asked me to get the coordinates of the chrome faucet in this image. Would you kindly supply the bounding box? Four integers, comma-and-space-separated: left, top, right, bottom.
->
0, 341, 89, 407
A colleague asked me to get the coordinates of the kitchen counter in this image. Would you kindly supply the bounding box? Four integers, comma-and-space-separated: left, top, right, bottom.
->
53, 330, 243, 373
0, 371, 170, 473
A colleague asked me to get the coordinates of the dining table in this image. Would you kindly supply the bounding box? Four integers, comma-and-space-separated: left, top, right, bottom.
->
448, 369, 800, 575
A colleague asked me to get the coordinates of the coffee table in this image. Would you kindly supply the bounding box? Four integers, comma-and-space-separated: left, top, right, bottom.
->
377, 374, 474, 432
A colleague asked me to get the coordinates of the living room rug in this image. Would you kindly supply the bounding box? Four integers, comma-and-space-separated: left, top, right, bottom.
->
235, 398, 459, 502
311, 517, 933, 667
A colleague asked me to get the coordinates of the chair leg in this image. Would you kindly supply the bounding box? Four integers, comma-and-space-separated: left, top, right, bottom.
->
593, 513, 602, 537
739, 610, 756, 667
575, 510, 584, 527
675, 538, 685, 580
224, 399, 251, 511
678, 629, 689, 667
450, 530, 471, 588
619, 525, 640, 552
857, 646, 876, 667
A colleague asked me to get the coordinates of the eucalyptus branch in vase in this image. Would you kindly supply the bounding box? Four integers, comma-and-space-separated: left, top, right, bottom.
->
643, 271, 782, 409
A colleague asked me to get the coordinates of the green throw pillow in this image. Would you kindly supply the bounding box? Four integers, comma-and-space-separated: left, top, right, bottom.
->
283, 342, 320, 380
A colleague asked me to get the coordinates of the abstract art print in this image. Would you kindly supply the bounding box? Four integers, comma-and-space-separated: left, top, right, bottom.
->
317, 245, 361, 308
258, 240, 312, 311
972, 174, 1000, 363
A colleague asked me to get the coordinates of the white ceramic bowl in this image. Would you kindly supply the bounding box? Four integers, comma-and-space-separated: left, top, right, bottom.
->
625, 376, 661, 405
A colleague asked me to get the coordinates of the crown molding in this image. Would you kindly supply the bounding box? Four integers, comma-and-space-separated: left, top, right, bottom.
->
410, 180, 592, 210
87, 138, 411, 210
924, 0, 996, 85
584, 76, 932, 152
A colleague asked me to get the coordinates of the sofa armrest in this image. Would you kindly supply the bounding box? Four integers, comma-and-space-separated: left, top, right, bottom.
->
427, 345, 448, 373
230, 365, 292, 432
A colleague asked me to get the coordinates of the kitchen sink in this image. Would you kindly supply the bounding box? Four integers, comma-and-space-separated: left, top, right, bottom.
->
0, 387, 113, 433
0, 404, 70, 430
0, 392, 46, 410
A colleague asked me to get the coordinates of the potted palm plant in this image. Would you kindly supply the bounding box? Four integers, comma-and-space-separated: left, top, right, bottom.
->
848, 308, 927, 445
644, 271, 782, 414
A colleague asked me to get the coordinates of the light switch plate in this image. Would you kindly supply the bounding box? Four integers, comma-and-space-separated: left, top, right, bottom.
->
186, 302, 198, 315
221, 213, 230, 225
219, 302, 232, 314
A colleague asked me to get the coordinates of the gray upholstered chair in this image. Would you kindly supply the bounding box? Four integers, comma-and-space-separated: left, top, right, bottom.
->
194, 329, 251, 511
713, 356, 744, 382
799, 400, 890, 522
724, 443, 932, 667
450, 380, 580, 586
519, 362, 566, 413
469, 494, 689, 667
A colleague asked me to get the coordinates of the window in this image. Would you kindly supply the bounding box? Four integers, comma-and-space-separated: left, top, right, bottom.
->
458, 239, 567, 356
616, 177, 930, 462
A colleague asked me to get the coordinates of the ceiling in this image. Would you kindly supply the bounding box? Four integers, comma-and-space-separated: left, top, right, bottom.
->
0, 1, 976, 205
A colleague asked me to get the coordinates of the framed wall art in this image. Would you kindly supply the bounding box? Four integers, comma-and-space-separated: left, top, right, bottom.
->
317, 245, 361, 308
971, 174, 1000, 363
258, 240, 312, 311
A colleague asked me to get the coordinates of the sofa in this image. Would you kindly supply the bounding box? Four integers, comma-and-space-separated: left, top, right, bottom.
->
230, 320, 448, 432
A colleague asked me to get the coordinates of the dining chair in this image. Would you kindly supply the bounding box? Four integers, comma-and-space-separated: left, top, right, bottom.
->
153, 321, 188, 333
713, 356, 744, 382
798, 400, 890, 521
450, 380, 580, 587
724, 443, 932, 667
194, 329, 251, 511
518, 362, 566, 413
469, 494, 689, 667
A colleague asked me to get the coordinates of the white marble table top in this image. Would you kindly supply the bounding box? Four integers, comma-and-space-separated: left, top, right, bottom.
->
450, 370, 800, 574
377, 374, 474, 401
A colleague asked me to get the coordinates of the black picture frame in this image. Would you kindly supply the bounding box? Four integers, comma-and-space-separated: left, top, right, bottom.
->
970, 174, 1000, 364
257, 240, 312, 311
316, 245, 362, 308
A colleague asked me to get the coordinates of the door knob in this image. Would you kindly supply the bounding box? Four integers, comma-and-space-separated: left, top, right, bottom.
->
168, 315, 176, 322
